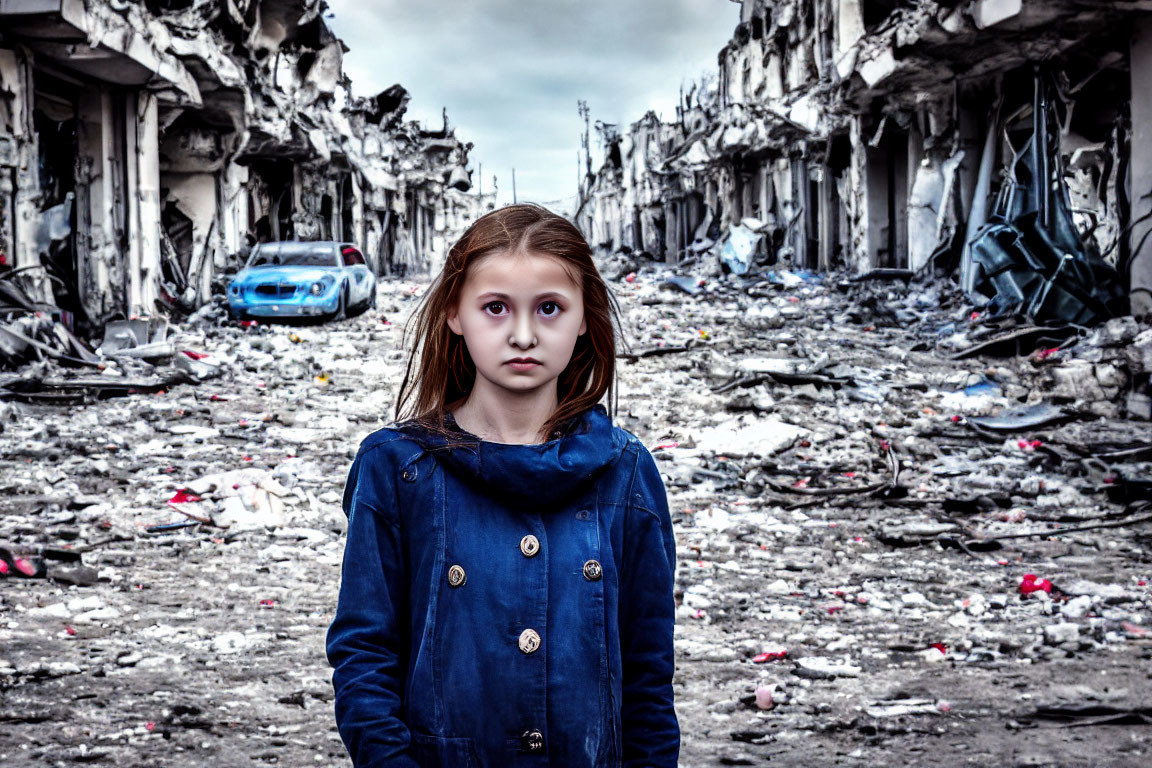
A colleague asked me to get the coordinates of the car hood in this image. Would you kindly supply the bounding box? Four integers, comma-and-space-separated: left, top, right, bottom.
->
232, 266, 337, 285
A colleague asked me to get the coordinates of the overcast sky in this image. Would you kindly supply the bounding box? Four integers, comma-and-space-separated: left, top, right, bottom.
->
325, 0, 738, 212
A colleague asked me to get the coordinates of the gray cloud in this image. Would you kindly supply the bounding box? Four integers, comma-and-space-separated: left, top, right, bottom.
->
326, 0, 737, 209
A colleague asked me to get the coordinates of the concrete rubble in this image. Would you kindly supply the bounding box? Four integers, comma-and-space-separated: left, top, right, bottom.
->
0, 260, 1150, 764
1, 0, 494, 354
577, 0, 1152, 321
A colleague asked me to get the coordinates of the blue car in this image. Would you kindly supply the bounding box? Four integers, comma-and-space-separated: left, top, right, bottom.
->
226, 241, 376, 321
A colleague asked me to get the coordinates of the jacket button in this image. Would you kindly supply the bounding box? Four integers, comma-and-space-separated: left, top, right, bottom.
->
520, 729, 544, 752
447, 564, 466, 587
518, 628, 541, 654
582, 559, 602, 581
519, 534, 540, 557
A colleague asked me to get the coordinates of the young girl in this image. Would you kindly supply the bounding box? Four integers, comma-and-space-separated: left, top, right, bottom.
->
326, 203, 680, 767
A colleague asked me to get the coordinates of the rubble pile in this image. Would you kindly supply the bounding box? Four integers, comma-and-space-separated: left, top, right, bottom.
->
1, 266, 1150, 764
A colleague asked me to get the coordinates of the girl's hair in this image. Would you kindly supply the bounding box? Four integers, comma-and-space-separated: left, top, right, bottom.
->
394, 203, 623, 440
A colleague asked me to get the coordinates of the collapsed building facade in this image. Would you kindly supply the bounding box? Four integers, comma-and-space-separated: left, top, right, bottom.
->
577, 0, 1152, 322
0, 0, 486, 339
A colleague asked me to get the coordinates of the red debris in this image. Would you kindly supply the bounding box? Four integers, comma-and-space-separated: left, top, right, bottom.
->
182, 350, 209, 360
239, 320, 258, 328
625, 272, 636, 283
1036, 347, 1061, 360
65, 626, 76, 636
14, 558, 37, 576
1020, 573, 1053, 594
167, 490, 202, 505
1017, 439, 1043, 451
259, 599, 276, 607
145, 722, 155, 732
752, 650, 788, 663
826, 605, 843, 614
0, 560, 8, 576
950, 415, 962, 422
929, 643, 947, 654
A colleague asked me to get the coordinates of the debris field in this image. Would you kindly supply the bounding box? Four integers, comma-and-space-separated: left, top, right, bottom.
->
2, 263, 1151, 767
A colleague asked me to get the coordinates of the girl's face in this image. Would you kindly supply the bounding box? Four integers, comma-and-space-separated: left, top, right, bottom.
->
446, 249, 587, 398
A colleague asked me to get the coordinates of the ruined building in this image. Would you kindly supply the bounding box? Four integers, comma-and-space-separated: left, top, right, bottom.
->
577, 0, 1152, 322
0, 0, 485, 337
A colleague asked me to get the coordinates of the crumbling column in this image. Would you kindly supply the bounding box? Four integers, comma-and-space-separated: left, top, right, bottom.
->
1130, 18, 1152, 317
130, 93, 162, 316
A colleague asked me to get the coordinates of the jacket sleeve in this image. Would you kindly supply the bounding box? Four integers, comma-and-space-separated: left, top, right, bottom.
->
619, 444, 680, 768
326, 444, 419, 768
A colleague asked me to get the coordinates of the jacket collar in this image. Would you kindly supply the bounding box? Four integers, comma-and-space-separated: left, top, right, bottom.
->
396, 404, 623, 508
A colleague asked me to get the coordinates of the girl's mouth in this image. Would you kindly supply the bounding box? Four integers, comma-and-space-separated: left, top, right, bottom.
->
506, 358, 541, 370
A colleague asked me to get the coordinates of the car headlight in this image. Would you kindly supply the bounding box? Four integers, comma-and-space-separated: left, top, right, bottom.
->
230, 285, 239, 294
310, 282, 324, 295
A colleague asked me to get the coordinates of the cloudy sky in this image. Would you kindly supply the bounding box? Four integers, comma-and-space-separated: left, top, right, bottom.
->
325, 0, 738, 212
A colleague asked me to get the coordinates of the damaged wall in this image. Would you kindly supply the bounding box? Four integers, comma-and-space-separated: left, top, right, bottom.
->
0, 0, 480, 338
577, 0, 1152, 322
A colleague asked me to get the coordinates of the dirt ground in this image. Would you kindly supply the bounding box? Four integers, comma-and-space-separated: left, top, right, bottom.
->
1, 266, 1150, 767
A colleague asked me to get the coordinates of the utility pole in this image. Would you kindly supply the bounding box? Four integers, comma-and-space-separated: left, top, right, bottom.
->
577, 100, 591, 179
477, 163, 482, 196
512, 168, 517, 204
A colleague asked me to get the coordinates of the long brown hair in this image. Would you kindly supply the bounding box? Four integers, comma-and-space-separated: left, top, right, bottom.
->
395, 203, 622, 440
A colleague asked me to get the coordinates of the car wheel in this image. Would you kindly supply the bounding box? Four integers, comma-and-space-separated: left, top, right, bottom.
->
368, 285, 377, 310
229, 307, 245, 322
333, 287, 348, 322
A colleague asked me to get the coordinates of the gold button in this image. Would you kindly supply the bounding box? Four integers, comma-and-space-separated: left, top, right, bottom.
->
521, 729, 544, 752
447, 564, 466, 587
583, 559, 602, 581
519, 534, 540, 557
518, 628, 541, 654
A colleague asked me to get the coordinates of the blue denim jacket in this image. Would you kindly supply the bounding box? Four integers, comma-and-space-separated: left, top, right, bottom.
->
326, 403, 680, 767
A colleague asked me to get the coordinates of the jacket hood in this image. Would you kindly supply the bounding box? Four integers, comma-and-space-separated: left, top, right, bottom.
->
394, 404, 624, 508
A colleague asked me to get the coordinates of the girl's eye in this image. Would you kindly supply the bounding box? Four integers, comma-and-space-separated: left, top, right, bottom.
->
539, 301, 560, 317
484, 301, 507, 316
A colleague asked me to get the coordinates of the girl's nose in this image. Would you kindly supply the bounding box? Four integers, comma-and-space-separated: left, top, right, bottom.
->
509, 312, 537, 348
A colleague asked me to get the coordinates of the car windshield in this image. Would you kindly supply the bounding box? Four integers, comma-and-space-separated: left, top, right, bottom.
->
247, 243, 337, 268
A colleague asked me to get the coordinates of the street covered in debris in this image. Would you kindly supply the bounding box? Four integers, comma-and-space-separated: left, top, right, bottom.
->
2, 266, 1151, 765
4, 0, 1152, 766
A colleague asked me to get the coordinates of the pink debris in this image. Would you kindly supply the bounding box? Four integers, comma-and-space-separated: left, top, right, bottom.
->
625, 272, 636, 283
182, 350, 209, 360
755, 685, 775, 711
752, 650, 788, 663
937, 700, 952, 713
